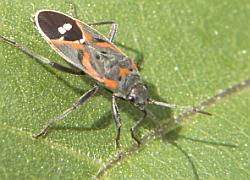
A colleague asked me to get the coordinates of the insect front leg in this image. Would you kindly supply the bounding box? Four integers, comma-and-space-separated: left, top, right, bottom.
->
130, 109, 147, 146
88, 21, 118, 43
33, 85, 99, 138
0, 35, 84, 75
111, 95, 122, 149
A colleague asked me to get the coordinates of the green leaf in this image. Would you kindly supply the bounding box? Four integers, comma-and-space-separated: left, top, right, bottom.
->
0, 0, 249, 179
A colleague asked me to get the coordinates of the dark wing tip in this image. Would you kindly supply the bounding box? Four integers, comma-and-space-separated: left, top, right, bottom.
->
34, 10, 82, 41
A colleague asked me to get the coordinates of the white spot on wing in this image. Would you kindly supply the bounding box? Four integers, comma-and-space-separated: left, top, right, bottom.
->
80, 38, 85, 44
79, 33, 86, 44
58, 27, 66, 34
63, 23, 72, 31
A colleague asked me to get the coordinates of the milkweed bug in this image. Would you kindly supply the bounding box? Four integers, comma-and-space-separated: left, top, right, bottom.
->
0, 9, 211, 148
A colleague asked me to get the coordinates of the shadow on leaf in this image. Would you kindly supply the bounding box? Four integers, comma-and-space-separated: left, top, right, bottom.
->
158, 126, 238, 180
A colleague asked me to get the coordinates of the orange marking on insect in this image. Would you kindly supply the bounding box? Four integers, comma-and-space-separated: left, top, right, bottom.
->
104, 79, 119, 89
95, 42, 113, 48
81, 49, 103, 82
51, 39, 82, 49
95, 42, 121, 52
75, 21, 93, 42
84, 32, 94, 42
119, 67, 129, 78
51, 39, 103, 82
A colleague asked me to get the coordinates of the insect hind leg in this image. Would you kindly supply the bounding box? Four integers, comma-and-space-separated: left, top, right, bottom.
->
33, 85, 99, 138
0, 34, 84, 75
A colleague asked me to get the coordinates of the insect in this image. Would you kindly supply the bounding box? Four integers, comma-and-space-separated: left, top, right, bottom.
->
0, 10, 211, 148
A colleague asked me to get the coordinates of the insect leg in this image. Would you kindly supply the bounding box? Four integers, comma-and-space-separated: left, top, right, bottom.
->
130, 109, 147, 146
88, 21, 118, 42
0, 35, 84, 75
33, 85, 99, 138
148, 99, 212, 115
112, 95, 122, 149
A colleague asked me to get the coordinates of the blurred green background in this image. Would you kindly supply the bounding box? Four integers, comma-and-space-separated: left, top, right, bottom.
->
0, 0, 249, 179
